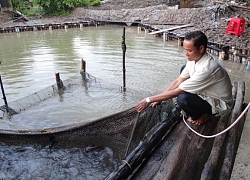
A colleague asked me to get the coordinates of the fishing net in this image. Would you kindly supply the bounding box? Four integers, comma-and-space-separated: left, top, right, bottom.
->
0, 72, 176, 162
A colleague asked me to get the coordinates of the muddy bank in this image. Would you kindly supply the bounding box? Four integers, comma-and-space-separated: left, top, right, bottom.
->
0, 11, 12, 24
73, 3, 250, 50
1, 0, 250, 50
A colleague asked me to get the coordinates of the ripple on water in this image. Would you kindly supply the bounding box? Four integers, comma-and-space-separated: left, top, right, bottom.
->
1, 77, 148, 130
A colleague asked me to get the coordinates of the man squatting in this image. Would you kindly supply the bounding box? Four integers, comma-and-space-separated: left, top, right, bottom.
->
136, 31, 233, 125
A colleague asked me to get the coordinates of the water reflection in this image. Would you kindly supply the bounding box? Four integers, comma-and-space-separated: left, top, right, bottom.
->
0, 26, 185, 105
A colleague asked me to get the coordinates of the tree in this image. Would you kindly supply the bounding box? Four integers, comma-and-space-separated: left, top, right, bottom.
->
33, 0, 102, 15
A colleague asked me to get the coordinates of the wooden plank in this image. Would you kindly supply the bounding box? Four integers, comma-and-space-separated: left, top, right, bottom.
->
219, 81, 245, 179
132, 116, 218, 180
213, 1, 250, 11
148, 24, 193, 35
201, 82, 238, 180
201, 111, 231, 180
15, 10, 30, 21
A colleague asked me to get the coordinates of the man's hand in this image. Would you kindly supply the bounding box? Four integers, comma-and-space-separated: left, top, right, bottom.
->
135, 99, 150, 112
151, 101, 161, 107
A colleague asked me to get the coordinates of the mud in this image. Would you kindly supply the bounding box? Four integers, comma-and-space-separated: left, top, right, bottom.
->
1, 0, 250, 50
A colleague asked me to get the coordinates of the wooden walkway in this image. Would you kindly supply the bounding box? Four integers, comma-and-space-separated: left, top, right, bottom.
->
148, 23, 194, 35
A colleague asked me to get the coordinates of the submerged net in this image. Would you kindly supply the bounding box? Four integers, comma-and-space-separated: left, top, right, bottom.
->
0, 72, 176, 162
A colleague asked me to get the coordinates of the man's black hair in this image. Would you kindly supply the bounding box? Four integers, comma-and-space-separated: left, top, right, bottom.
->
184, 31, 208, 50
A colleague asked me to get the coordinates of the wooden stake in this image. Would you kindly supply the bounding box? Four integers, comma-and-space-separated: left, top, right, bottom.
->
55, 72, 65, 90
81, 59, 86, 72
55, 72, 60, 83
80, 59, 86, 79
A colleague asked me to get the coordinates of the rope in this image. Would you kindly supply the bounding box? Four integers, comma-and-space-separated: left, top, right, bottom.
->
182, 103, 250, 138
124, 112, 140, 158
122, 160, 132, 170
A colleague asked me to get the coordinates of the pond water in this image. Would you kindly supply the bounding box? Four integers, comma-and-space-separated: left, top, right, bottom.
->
0, 25, 249, 179
0, 25, 186, 129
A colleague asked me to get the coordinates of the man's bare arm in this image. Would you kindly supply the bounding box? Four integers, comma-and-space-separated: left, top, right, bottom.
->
150, 87, 185, 103
164, 76, 188, 92
135, 77, 187, 112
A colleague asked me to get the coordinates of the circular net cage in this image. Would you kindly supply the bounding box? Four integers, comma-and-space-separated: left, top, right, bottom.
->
0, 72, 176, 162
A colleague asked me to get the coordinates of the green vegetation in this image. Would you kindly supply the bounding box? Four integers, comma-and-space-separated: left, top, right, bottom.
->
11, 0, 44, 16
11, 0, 103, 16
33, 0, 102, 15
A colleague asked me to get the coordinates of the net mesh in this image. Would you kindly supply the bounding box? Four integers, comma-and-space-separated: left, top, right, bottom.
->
0, 72, 176, 161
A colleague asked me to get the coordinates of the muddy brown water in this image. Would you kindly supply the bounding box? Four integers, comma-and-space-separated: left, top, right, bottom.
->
0, 25, 249, 179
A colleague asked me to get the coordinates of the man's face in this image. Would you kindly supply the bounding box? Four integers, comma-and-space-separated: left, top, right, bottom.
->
183, 40, 204, 62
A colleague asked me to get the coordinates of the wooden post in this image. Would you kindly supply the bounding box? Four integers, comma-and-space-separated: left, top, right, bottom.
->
55, 72, 60, 83
207, 42, 211, 53
211, 43, 215, 55
122, 27, 126, 92
233, 47, 237, 62
229, 46, 234, 61
163, 32, 166, 41
137, 26, 141, 32
55, 72, 65, 90
178, 38, 183, 46
247, 57, 250, 70
222, 46, 229, 60
0, 75, 9, 114
80, 59, 86, 79
242, 50, 247, 65
81, 59, 86, 72
238, 49, 242, 63
215, 43, 219, 56
15, 27, 20, 33
166, 32, 169, 41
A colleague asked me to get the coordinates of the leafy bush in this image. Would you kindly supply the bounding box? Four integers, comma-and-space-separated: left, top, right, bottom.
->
33, 0, 102, 15
11, 0, 102, 16
11, 0, 26, 11
11, 0, 45, 16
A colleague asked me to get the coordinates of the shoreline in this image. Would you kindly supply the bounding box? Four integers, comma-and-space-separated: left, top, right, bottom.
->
1, 4, 249, 64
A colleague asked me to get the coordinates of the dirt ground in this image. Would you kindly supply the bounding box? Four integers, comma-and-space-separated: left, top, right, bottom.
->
0, 11, 12, 24
1, 0, 249, 50
0, 0, 211, 24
